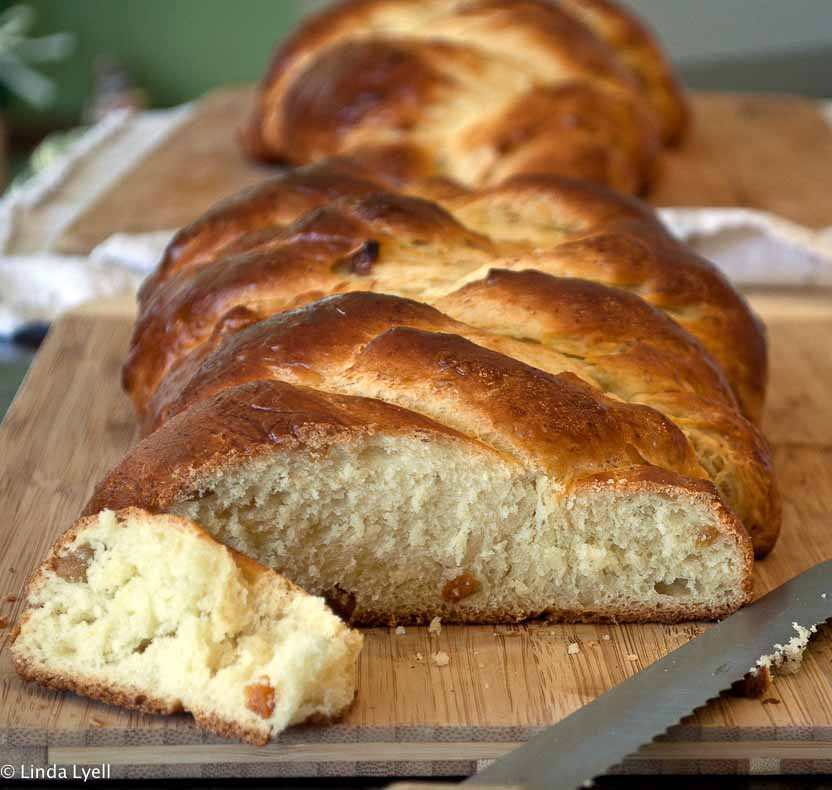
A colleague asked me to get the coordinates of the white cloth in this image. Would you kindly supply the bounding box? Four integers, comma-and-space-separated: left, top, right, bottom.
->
1, 105, 831, 337
0, 231, 174, 335
659, 208, 832, 287
0, 107, 187, 336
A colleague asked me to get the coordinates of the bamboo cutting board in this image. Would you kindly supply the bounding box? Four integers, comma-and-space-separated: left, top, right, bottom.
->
53, 87, 832, 256
1, 291, 832, 779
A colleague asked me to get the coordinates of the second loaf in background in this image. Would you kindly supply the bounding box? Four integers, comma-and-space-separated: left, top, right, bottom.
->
241, 0, 689, 193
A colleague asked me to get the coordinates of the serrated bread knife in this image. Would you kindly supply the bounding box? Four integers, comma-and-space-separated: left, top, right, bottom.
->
390, 559, 832, 790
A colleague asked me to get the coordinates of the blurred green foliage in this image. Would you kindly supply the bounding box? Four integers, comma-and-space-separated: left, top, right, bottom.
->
10, 0, 311, 126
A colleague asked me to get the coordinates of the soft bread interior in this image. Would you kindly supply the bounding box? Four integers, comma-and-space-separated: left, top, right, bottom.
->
169, 434, 752, 624
12, 509, 363, 745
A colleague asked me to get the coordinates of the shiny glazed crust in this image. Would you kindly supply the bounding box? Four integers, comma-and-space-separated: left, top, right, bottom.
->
128, 160, 767, 425
559, 0, 689, 142
240, 0, 689, 192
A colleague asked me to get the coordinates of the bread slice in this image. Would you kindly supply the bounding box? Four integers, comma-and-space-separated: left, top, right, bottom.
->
85, 380, 755, 625
11, 508, 363, 745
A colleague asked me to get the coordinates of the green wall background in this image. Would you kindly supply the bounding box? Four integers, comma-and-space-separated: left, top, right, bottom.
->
16, 0, 318, 125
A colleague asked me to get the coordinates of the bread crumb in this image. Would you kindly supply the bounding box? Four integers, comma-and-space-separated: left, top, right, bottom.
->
762, 697, 780, 705
626, 653, 639, 662
89, 717, 106, 728
416, 652, 423, 662
602, 634, 610, 641
428, 616, 442, 635
822, 593, 827, 599
753, 622, 817, 677
567, 642, 580, 655
432, 651, 450, 667
5, 595, 16, 603
0, 616, 8, 629
394, 625, 406, 635
587, 640, 599, 648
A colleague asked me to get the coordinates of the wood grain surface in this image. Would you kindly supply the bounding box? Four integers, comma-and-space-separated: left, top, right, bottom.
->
650, 93, 832, 227
52, 88, 832, 258
53, 88, 269, 255
1, 290, 832, 778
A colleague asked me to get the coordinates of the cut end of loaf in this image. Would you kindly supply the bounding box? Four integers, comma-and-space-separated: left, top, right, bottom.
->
164, 433, 753, 625
11, 509, 363, 745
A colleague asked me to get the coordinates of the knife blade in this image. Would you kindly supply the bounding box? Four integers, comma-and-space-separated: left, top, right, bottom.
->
464, 559, 832, 789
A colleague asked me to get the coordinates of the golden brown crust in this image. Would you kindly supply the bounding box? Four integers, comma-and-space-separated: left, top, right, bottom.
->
559, 0, 689, 143
127, 162, 767, 427
445, 174, 768, 423
147, 157, 392, 288
240, 0, 686, 191
94, 369, 706, 516
434, 268, 736, 405
462, 80, 659, 194
143, 293, 463, 434
341, 326, 703, 478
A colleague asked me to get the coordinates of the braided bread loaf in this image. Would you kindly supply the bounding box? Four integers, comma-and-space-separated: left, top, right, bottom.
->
241, 0, 688, 193
86, 157, 776, 625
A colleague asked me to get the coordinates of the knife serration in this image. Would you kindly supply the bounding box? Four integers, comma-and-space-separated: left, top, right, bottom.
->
466, 560, 832, 789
